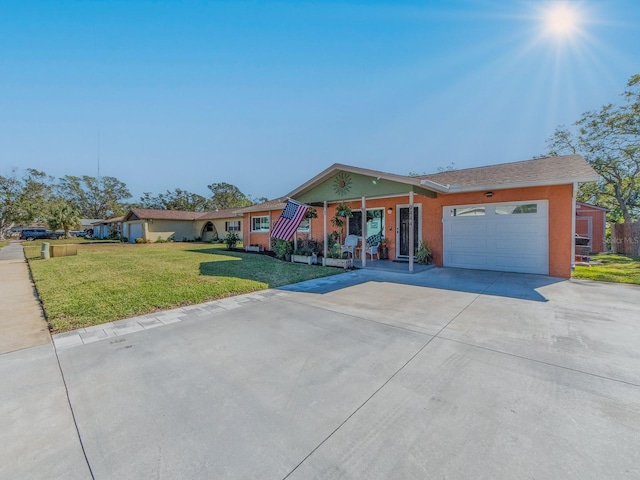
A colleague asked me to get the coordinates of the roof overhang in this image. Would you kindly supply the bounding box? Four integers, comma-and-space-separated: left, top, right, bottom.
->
286, 164, 448, 204
423, 175, 600, 194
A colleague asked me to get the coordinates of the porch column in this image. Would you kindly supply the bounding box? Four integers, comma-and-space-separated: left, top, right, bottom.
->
409, 191, 414, 273
323, 201, 328, 263
361, 196, 367, 267
247, 214, 251, 248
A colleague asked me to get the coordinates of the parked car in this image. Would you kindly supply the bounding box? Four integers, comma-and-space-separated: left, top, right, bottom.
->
19, 229, 64, 241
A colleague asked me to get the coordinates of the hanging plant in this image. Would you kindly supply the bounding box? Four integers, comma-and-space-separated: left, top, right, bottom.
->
330, 202, 353, 243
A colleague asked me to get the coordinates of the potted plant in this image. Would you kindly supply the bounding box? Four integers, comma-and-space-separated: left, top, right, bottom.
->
291, 237, 321, 265
323, 243, 353, 269
330, 202, 353, 244
379, 237, 389, 260
416, 240, 432, 264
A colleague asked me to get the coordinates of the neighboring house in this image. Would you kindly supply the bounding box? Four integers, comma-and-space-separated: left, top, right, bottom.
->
121, 208, 242, 243
92, 216, 125, 239
237, 155, 599, 278
576, 202, 608, 253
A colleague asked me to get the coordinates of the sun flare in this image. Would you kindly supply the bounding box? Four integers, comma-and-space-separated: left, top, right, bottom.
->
544, 3, 580, 37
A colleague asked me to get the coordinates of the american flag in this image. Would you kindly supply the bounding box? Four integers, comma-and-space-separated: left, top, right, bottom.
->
270, 200, 309, 241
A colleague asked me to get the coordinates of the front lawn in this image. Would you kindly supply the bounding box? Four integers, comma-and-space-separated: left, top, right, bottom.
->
26, 243, 341, 332
573, 254, 640, 285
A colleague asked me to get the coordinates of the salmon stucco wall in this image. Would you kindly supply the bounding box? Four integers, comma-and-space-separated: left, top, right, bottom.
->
243, 210, 282, 250
421, 184, 574, 278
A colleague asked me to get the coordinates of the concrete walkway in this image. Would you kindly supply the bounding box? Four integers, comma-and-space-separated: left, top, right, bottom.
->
0, 241, 50, 353
0, 241, 91, 479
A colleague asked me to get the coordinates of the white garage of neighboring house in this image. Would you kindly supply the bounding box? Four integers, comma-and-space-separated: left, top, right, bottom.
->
121, 208, 242, 243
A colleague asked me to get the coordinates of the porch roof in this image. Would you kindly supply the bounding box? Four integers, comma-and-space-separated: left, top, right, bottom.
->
286, 164, 446, 204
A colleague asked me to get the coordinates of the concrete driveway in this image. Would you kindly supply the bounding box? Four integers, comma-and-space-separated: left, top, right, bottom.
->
6, 267, 640, 479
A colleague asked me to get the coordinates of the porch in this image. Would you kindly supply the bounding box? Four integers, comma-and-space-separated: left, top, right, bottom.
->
353, 259, 436, 274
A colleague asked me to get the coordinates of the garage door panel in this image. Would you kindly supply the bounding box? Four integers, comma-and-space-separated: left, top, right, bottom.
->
494, 221, 544, 235
443, 201, 549, 275
450, 237, 489, 251
450, 221, 488, 235
449, 253, 489, 268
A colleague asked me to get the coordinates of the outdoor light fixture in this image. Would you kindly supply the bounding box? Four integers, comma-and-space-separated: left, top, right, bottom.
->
387, 207, 393, 214
485, 191, 493, 198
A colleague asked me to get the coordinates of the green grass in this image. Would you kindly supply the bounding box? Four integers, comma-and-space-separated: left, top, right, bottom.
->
0, 240, 8, 248
573, 254, 640, 285
26, 243, 341, 332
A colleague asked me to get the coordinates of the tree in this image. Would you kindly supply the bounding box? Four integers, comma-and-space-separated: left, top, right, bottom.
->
47, 202, 81, 238
138, 189, 211, 211
546, 74, 640, 223
56, 175, 131, 219
0, 169, 53, 238
207, 182, 252, 210
249, 195, 270, 205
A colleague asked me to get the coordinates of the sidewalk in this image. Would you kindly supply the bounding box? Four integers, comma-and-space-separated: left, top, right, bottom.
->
0, 241, 51, 353
0, 241, 90, 479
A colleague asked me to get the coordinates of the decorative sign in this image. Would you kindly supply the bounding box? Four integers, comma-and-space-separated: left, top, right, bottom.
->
333, 172, 352, 196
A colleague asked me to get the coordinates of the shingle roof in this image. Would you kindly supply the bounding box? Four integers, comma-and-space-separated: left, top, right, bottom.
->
197, 209, 242, 220
234, 198, 287, 214
419, 155, 598, 190
92, 216, 124, 225
128, 208, 203, 221
125, 208, 242, 222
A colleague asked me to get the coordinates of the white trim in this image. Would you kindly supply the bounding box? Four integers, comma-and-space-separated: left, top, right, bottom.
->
286, 163, 449, 198
251, 215, 270, 233
395, 203, 423, 258
430, 176, 599, 193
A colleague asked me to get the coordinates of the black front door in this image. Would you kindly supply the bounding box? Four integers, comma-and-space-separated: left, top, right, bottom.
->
398, 207, 419, 256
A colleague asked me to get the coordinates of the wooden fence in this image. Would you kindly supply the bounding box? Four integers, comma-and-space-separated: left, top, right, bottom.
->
611, 222, 640, 256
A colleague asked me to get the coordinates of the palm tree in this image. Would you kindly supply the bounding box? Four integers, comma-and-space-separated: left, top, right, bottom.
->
48, 202, 81, 238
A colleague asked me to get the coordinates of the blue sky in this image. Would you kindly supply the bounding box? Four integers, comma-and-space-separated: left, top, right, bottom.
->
1, 0, 638, 202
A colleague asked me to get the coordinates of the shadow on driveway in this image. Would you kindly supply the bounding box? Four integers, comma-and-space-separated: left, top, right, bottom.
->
278, 267, 566, 302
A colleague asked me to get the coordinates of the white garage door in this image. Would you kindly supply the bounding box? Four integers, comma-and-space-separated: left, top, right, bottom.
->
128, 223, 143, 243
443, 201, 549, 275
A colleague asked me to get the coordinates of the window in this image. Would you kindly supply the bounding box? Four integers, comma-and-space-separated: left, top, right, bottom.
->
225, 221, 241, 232
297, 218, 310, 233
348, 209, 384, 237
452, 207, 485, 216
495, 204, 538, 215
251, 216, 270, 232
204, 222, 214, 232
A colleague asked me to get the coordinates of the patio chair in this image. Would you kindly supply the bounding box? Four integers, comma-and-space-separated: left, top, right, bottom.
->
365, 242, 380, 261
341, 234, 359, 258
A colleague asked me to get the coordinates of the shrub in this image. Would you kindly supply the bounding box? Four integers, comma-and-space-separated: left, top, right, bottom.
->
135, 237, 146, 244
271, 238, 293, 259
224, 232, 240, 250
